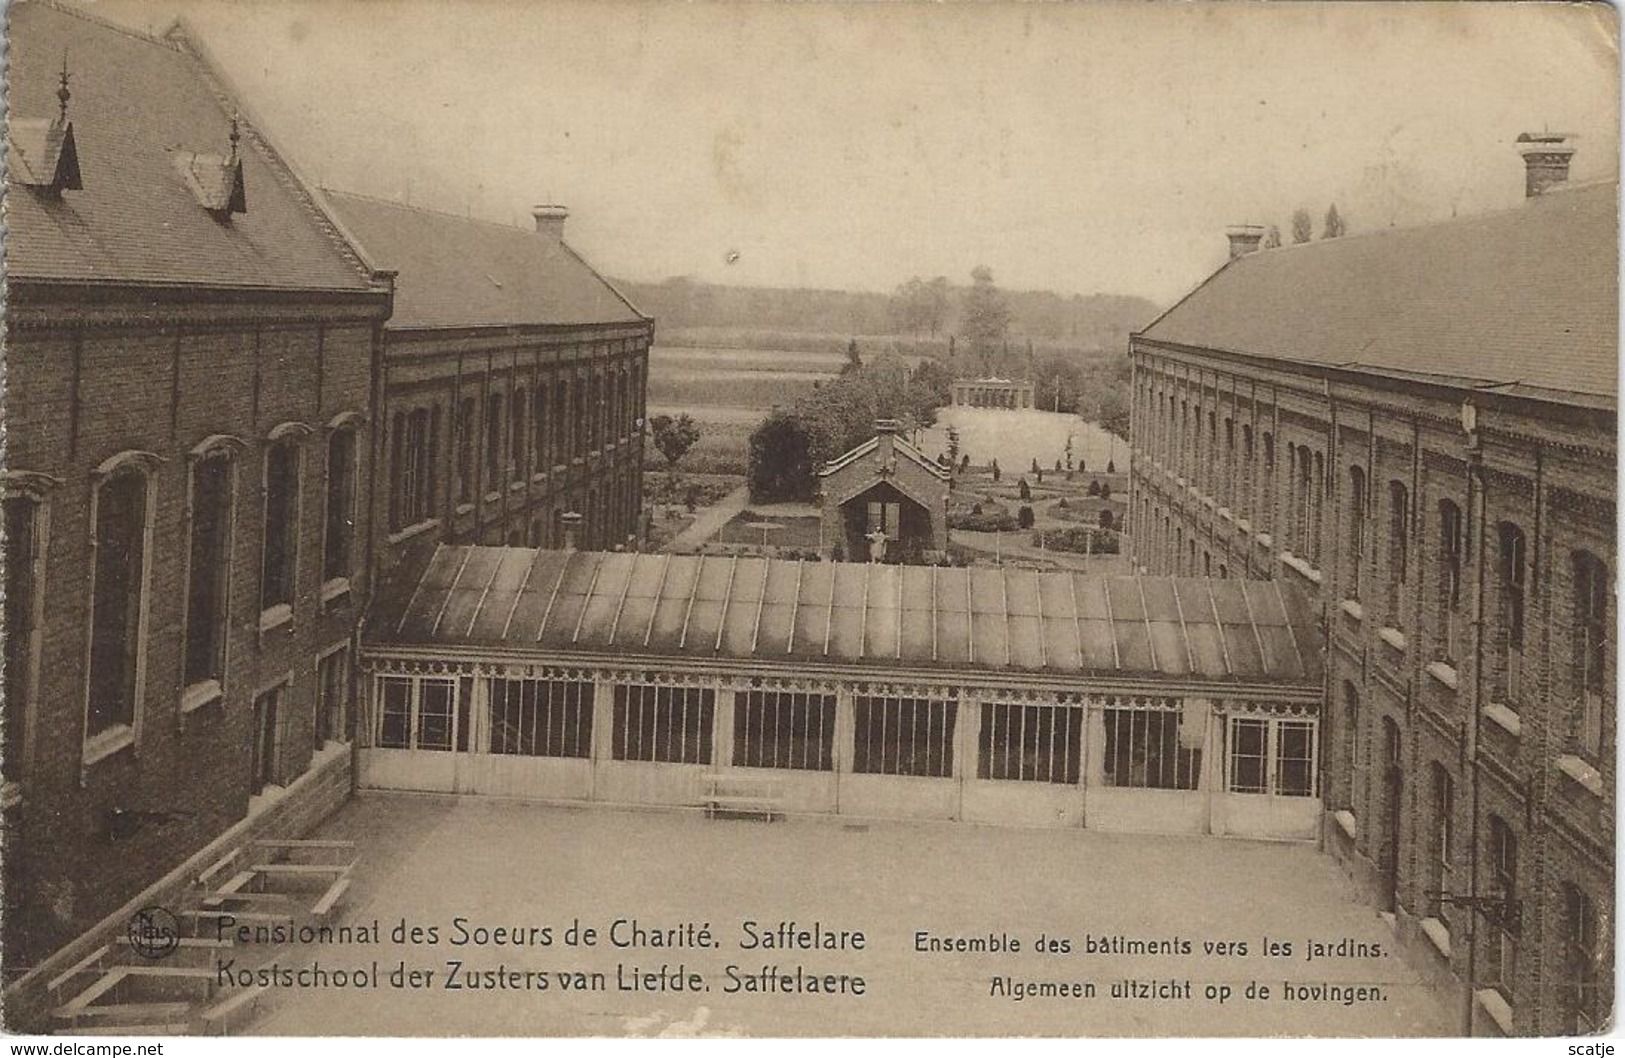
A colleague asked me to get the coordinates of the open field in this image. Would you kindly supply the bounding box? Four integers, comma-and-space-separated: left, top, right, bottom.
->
647, 345, 846, 416
245, 794, 1454, 1038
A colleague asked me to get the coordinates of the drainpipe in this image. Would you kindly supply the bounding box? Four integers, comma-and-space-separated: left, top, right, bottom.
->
1463, 401, 1488, 1036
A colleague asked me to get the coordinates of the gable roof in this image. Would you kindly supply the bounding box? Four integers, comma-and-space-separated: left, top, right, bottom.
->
1140, 181, 1619, 406
369, 547, 1325, 689
6, 1, 381, 293
321, 191, 647, 331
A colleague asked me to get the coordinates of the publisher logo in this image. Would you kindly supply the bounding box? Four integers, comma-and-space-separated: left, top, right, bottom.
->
127, 906, 180, 960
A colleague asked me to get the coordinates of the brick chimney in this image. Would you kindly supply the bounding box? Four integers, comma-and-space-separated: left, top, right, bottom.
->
1225, 224, 1265, 260
532, 204, 569, 241
1516, 133, 1577, 197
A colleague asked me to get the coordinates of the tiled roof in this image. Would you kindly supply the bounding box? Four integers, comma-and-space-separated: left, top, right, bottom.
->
6, 1, 379, 292
1141, 181, 1619, 405
322, 191, 647, 330
370, 547, 1324, 688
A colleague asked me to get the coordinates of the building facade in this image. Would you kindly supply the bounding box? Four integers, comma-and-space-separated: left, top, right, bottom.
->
322, 192, 653, 588
818, 421, 950, 563
3, 1, 393, 973
1127, 146, 1616, 1035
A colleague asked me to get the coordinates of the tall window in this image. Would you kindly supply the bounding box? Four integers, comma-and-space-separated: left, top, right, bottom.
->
316, 647, 351, 748
853, 695, 955, 777
736, 690, 835, 771
1573, 551, 1610, 761
484, 393, 504, 491
1261, 432, 1275, 533
184, 453, 232, 689
1311, 451, 1325, 566
531, 385, 548, 474
1562, 884, 1604, 1034
510, 388, 527, 479
555, 381, 570, 460
251, 684, 281, 793
1295, 447, 1312, 556
1386, 481, 1409, 623
1347, 466, 1367, 599
89, 468, 149, 740
1426, 763, 1454, 929
3, 496, 40, 782
1341, 681, 1360, 805
455, 397, 476, 506
1495, 523, 1527, 702
261, 438, 300, 612
573, 380, 586, 457
324, 428, 357, 579
1437, 500, 1464, 661
1240, 424, 1254, 515
1484, 815, 1519, 1000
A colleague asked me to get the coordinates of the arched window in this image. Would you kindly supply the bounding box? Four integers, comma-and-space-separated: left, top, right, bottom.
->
393, 408, 434, 529
1347, 466, 1367, 599
555, 379, 570, 458
1484, 815, 1519, 999
531, 384, 547, 473
1341, 680, 1360, 804
572, 378, 586, 458
1494, 523, 1527, 702
1240, 424, 1254, 514
261, 434, 302, 613
511, 388, 527, 479
1260, 432, 1275, 533
185, 446, 235, 692
1311, 450, 1325, 566
1426, 762, 1454, 929
455, 397, 476, 506
324, 426, 358, 581
1562, 883, 1604, 1033
1437, 500, 1464, 660
1572, 550, 1610, 760
1386, 481, 1409, 623
88, 460, 154, 747
485, 392, 504, 490
4, 474, 54, 783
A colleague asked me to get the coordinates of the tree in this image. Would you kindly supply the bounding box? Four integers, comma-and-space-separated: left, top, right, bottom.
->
650, 413, 701, 475
1322, 203, 1346, 239
960, 265, 1012, 375
1018, 477, 1032, 501
991, 458, 1001, 482
1262, 225, 1282, 249
843, 337, 863, 374
1291, 209, 1313, 244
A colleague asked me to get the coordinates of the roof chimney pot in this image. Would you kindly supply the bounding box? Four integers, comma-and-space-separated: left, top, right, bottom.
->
532, 204, 569, 240
1225, 224, 1266, 260
1516, 132, 1577, 197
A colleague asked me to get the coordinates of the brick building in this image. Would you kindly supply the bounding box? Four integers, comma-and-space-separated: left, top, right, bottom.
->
1127, 140, 1616, 1034
3, 0, 393, 973
320, 191, 653, 588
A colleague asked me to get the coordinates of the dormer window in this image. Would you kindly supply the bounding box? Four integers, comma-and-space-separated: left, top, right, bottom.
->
172, 115, 246, 220
11, 65, 82, 195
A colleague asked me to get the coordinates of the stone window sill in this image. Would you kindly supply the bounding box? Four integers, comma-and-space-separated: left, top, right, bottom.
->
83, 724, 135, 767
1474, 989, 1514, 1035
483, 490, 502, 503
531, 471, 548, 485
1482, 703, 1521, 738
509, 480, 527, 493
1556, 754, 1605, 798
1425, 661, 1459, 692
1378, 627, 1407, 651
258, 603, 294, 633
321, 577, 351, 605
1, 781, 20, 811
1339, 599, 1364, 621
1419, 917, 1451, 960
1333, 810, 1358, 840
456, 502, 475, 516
1256, 532, 1272, 549
1280, 552, 1323, 585
388, 519, 441, 546
180, 679, 223, 714
246, 782, 289, 820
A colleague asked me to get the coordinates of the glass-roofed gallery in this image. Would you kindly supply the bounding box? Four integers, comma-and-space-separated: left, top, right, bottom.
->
362, 548, 1326, 839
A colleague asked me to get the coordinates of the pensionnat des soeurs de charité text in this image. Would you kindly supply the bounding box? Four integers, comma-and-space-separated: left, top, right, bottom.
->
205, 915, 1403, 1007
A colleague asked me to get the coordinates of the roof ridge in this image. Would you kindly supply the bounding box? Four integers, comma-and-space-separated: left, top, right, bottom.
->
322, 186, 549, 237
23, 0, 182, 51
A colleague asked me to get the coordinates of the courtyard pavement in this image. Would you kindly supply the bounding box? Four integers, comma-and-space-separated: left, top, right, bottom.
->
240, 794, 1455, 1038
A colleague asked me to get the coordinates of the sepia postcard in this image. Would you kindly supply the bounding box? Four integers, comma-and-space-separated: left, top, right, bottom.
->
0, 0, 1618, 1042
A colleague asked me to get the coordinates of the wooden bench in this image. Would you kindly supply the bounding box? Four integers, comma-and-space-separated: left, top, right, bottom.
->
698, 772, 785, 821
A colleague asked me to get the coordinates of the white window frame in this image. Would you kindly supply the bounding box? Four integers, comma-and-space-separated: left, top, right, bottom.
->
1225, 714, 1318, 799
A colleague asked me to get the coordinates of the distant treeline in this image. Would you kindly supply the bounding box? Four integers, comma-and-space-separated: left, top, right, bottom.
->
612, 276, 1162, 354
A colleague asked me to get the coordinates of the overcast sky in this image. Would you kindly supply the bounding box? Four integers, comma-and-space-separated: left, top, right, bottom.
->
96, 0, 1619, 306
